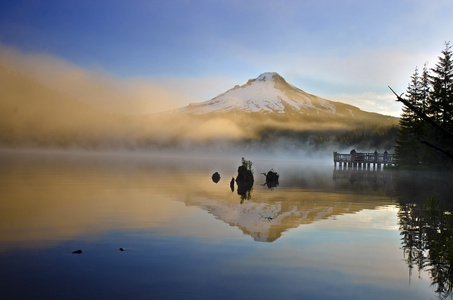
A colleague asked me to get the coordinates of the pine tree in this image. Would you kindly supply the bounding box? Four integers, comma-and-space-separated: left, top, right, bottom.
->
396, 43, 453, 166
421, 63, 430, 115
418, 63, 438, 163
428, 42, 453, 130
395, 67, 424, 165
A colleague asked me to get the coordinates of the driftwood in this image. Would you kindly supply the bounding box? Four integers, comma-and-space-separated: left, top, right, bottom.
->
389, 86, 453, 160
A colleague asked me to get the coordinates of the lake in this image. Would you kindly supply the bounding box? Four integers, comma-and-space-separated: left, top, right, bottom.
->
0, 149, 451, 299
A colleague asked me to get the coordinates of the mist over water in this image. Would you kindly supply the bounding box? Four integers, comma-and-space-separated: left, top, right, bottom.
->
0, 44, 396, 156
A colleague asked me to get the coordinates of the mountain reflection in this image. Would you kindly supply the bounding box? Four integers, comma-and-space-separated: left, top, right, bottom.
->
396, 170, 453, 300
0, 151, 397, 248
202, 167, 396, 242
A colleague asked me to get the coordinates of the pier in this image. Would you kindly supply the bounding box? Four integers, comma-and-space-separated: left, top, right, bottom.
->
333, 151, 396, 169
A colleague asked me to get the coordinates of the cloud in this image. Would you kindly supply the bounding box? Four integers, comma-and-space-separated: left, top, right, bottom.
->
324, 92, 404, 117
0, 44, 252, 148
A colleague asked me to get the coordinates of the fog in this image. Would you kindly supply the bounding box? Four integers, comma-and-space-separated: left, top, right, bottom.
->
0, 44, 190, 115
0, 45, 393, 160
0, 46, 246, 148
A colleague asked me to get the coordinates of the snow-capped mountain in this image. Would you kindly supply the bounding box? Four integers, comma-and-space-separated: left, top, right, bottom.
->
178, 72, 371, 118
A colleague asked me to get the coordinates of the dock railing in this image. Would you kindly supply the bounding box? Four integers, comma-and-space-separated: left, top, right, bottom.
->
333, 151, 395, 169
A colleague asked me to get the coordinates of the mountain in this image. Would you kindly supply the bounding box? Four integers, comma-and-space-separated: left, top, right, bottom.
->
178, 72, 395, 122
174, 72, 399, 151
0, 64, 398, 150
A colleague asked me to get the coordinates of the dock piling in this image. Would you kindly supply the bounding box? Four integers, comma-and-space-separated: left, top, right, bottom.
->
333, 151, 395, 170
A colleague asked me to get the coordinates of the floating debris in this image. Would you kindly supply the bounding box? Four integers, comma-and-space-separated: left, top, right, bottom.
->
72, 249, 83, 254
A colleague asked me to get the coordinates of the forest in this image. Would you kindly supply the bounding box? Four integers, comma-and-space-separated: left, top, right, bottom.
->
395, 42, 453, 167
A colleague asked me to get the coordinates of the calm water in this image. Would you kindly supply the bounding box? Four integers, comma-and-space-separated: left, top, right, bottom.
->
0, 150, 451, 299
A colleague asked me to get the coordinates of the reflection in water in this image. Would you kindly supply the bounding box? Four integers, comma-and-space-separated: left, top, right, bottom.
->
188, 164, 396, 242
334, 167, 453, 299
396, 171, 453, 299
0, 150, 441, 299
399, 198, 453, 299
237, 187, 252, 203
1, 150, 259, 250
333, 167, 395, 196
0, 150, 397, 245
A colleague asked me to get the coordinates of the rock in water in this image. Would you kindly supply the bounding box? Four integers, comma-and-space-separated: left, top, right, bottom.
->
212, 172, 221, 183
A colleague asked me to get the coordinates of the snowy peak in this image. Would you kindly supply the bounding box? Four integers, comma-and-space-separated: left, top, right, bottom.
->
179, 72, 339, 115
256, 72, 285, 82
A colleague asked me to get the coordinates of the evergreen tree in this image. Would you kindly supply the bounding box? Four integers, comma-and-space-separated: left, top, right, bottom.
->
428, 42, 453, 130
425, 42, 453, 164
396, 43, 453, 166
418, 63, 437, 163
395, 67, 424, 165
421, 62, 430, 115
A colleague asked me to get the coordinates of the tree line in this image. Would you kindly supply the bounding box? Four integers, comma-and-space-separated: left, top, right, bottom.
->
395, 42, 453, 166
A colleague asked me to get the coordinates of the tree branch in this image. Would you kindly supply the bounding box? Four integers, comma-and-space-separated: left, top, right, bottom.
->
418, 138, 453, 160
389, 86, 453, 161
389, 86, 453, 139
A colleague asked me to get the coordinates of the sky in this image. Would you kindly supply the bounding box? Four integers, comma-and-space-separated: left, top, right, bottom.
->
0, 0, 452, 117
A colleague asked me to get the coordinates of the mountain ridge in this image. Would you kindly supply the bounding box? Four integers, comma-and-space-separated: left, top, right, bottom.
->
178, 72, 395, 122
0, 65, 399, 151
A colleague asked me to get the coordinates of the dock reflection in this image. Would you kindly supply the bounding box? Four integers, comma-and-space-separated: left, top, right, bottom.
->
332, 167, 395, 196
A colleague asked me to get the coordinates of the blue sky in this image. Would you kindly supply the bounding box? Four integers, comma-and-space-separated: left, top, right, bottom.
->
1, 0, 452, 116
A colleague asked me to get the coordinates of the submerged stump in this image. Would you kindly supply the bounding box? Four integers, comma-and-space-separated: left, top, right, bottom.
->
230, 177, 235, 192
263, 170, 279, 189
236, 158, 254, 202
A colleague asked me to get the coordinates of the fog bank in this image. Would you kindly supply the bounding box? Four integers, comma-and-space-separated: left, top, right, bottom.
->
0, 44, 190, 115
0, 45, 397, 157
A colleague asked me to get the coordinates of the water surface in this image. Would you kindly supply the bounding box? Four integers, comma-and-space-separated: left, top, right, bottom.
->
0, 150, 444, 299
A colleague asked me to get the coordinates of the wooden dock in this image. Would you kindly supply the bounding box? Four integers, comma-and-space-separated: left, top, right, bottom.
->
333, 151, 396, 169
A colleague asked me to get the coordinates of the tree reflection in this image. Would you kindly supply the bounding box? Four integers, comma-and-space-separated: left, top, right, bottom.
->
238, 187, 252, 204
397, 171, 453, 299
